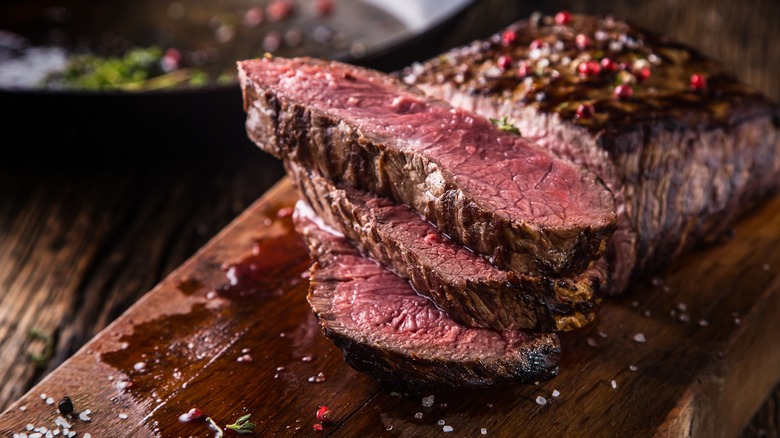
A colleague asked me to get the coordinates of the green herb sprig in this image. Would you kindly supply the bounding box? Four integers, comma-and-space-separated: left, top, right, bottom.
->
489, 116, 522, 136
226, 414, 256, 434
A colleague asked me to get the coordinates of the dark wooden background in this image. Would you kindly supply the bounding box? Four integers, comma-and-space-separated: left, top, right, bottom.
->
1, 0, 777, 435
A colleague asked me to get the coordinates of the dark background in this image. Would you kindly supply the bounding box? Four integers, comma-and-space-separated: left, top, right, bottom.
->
1, 0, 778, 434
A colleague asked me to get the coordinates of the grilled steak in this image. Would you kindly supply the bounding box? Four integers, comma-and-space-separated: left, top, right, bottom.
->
239, 56, 616, 278
294, 201, 561, 389
287, 159, 604, 331
402, 13, 780, 293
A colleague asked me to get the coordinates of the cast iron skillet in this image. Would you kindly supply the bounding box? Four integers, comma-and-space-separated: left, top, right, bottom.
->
0, 0, 473, 159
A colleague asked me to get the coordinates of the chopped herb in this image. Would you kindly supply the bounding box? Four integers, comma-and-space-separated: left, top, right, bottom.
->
489, 116, 522, 136
205, 417, 224, 438
226, 414, 256, 434
28, 328, 54, 367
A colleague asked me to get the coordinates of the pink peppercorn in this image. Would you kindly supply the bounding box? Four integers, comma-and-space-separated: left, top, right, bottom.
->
614, 84, 634, 99
555, 11, 572, 25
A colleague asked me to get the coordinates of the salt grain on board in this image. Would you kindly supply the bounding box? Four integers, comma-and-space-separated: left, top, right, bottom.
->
481, 428, 488, 435
422, 395, 435, 408
118, 413, 128, 419
611, 380, 618, 389
414, 412, 423, 419
443, 425, 454, 432
535, 396, 547, 406
629, 365, 638, 372
437, 420, 446, 426
633, 333, 647, 343
552, 390, 560, 398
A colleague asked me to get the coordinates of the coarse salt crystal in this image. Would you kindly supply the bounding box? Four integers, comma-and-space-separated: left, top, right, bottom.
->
552, 390, 560, 398
414, 412, 423, 419
611, 380, 618, 389
535, 396, 547, 406
629, 365, 638, 372
40, 393, 47, 400
68, 432, 76, 438
134, 362, 146, 371
45, 398, 55, 405
443, 425, 454, 432
29, 434, 43, 438
55, 417, 71, 428
598, 331, 608, 338
19, 405, 26, 411
27, 424, 34, 431
45, 432, 53, 438
633, 333, 647, 343
422, 395, 435, 408
79, 410, 92, 422
481, 428, 488, 435
119, 413, 129, 419
85, 434, 92, 438
437, 419, 446, 426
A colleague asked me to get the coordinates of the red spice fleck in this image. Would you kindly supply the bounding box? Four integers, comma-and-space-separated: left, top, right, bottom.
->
314, 0, 333, 16
501, 30, 517, 45
316, 406, 332, 423
179, 408, 204, 423
517, 62, 531, 78
690, 73, 707, 91
575, 33, 590, 50
577, 60, 601, 76
267, 0, 294, 22
497, 55, 512, 70
613, 84, 634, 99
635, 66, 651, 81
313, 423, 324, 431
555, 11, 572, 25
529, 39, 545, 50
576, 103, 595, 119
600, 57, 617, 72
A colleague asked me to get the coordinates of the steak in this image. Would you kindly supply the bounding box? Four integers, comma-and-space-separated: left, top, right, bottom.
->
239, 56, 616, 278
287, 159, 604, 331
402, 13, 780, 293
294, 201, 561, 389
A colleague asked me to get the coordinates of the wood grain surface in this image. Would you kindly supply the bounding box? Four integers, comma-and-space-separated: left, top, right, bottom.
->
0, 0, 778, 436
0, 178, 779, 437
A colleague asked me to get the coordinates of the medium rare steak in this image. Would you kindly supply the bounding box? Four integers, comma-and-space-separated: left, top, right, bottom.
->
402, 13, 780, 293
287, 159, 604, 331
239, 56, 616, 278
294, 201, 561, 389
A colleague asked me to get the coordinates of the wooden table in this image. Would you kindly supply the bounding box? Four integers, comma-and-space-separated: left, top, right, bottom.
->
1, 0, 778, 436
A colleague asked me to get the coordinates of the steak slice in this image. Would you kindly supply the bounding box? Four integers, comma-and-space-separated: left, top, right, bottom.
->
239, 56, 616, 278
402, 13, 780, 293
287, 159, 604, 331
294, 201, 560, 389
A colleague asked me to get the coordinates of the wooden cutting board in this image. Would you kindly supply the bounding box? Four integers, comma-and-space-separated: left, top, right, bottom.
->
1, 177, 779, 437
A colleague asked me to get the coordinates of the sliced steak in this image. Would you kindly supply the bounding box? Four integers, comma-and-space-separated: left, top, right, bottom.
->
239, 56, 616, 278
287, 159, 604, 331
294, 201, 560, 389
402, 13, 780, 293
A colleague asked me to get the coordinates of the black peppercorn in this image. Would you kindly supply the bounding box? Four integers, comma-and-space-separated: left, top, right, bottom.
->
58, 396, 74, 416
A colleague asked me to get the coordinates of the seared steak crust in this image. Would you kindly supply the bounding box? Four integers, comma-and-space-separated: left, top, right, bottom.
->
287, 160, 604, 331
295, 203, 560, 390
239, 56, 616, 278
402, 13, 780, 293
